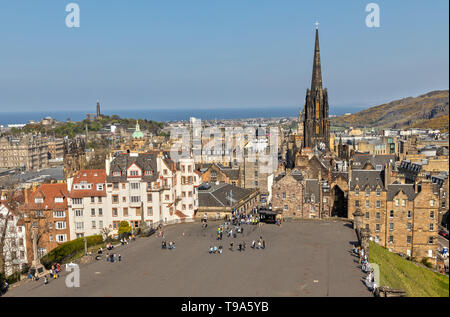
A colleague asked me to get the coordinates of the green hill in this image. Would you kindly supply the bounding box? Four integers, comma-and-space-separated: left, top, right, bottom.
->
332, 90, 449, 131
370, 241, 449, 297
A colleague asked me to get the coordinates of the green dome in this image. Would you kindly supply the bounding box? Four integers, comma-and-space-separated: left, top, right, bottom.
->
132, 121, 144, 139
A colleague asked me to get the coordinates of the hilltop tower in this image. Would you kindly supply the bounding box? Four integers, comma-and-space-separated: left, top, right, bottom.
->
96, 100, 101, 118
302, 24, 330, 150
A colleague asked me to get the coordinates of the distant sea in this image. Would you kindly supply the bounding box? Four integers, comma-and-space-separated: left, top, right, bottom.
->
0, 106, 364, 126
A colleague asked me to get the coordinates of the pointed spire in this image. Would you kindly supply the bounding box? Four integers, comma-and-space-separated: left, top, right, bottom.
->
311, 25, 323, 92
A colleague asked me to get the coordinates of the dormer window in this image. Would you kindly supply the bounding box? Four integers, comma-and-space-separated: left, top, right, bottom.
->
97, 184, 104, 191
113, 171, 121, 177
35, 198, 44, 204
54, 197, 64, 203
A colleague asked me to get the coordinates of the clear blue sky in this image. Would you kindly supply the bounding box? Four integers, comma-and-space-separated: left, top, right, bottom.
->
0, 0, 448, 112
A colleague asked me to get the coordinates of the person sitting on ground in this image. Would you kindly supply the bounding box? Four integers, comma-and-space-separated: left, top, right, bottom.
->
257, 241, 262, 249
49, 269, 53, 278
118, 254, 122, 262
230, 242, 233, 251
209, 246, 213, 254
238, 243, 242, 251
251, 240, 256, 248
98, 247, 103, 254
262, 240, 266, 249
106, 253, 110, 261
162, 240, 167, 249
218, 246, 223, 254
213, 246, 218, 254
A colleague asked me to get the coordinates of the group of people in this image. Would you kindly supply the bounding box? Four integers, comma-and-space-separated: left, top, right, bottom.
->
209, 245, 223, 254
162, 240, 176, 250
106, 252, 122, 263
352, 244, 377, 292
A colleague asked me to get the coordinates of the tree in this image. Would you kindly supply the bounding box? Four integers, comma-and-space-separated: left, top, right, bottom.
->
118, 221, 132, 236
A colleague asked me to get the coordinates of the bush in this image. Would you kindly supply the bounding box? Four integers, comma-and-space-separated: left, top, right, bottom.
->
40, 235, 103, 269
421, 257, 433, 268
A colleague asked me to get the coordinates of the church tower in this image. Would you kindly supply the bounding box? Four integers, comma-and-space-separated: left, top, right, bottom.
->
302, 24, 330, 150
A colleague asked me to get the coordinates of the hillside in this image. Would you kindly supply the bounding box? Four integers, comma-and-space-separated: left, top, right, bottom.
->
331, 90, 449, 131
370, 241, 449, 297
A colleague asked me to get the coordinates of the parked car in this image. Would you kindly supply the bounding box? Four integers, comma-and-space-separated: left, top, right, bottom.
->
438, 230, 449, 239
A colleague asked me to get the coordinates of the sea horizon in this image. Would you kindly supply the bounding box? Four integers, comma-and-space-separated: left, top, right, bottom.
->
0, 105, 365, 126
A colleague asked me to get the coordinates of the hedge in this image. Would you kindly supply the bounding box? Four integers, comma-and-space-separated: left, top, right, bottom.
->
40, 235, 103, 269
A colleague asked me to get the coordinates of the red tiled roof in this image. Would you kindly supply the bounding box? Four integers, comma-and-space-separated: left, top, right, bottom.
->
27, 183, 68, 211
70, 169, 106, 198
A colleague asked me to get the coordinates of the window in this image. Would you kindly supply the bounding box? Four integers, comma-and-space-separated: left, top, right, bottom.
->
284, 205, 288, 211
376, 200, 380, 208
429, 223, 434, 231
97, 184, 104, 191
375, 236, 380, 243
407, 236, 412, 244
428, 237, 433, 244
297, 205, 301, 211
188, 191, 193, 197
401, 199, 406, 206
98, 196, 102, 203
147, 194, 152, 202
123, 207, 128, 217
365, 224, 369, 230
92, 221, 96, 229
365, 212, 369, 219
122, 196, 126, 203
91, 208, 95, 216
55, 234, 67, 243
147, 207, 153, 216
407, 210, 412, 218
131, 196, 140, 203
75, 222, 84, 230
355, 200, 359, 207
389, 223, 394, 231
73, 198, 82, 205
430, 200, 435, 207
98, 208, 103, 216
165, 195, 169, 201
376, 212, 380, 220
189, 204, 193, 210
376, 188, 381, 196
112, 195, 119, 203
375, 224, 380, 232
365, 200, 369, 208
282, 193, 286, 199
407, 223, 412, 231
389, 236, 394, 243
112, 208, 118, 217
390, 210, 394, 218
55, 221, 66, 230
129, 170, 139, 176
54, 197, 64, 203
113, 183, 119, 189
99, 220, 103, 228
75, 209, 83, 217
130, 182, 140, 190
91, 197, 95, 203
355, 188, 359, 196
292, 194, 296, 199
34, 198, 44, 204
395, 199, 399, 206
53, 211, 65, 218
113, 171, 121, 177
366, 189, 370, 197
430, 211, 434, 219
311, 194, 315, 203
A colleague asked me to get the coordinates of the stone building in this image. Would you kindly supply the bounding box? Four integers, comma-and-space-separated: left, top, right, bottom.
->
197, 163, 241, 186
301, 26, 330, 150
196, 183, 260, 220
271, 170, 304, 219
0, 135, 50, 171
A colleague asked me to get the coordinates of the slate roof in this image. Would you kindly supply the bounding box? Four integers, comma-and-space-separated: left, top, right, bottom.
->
387, 184, 416, 201
198, 183, 256, 208
349, 170, 385, 191
352, 154, 395, 170
274, 169, 303, 184
107, 153, 159, 183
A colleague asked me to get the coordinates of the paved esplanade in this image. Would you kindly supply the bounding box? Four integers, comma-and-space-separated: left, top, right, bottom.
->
6, 221, 372, 297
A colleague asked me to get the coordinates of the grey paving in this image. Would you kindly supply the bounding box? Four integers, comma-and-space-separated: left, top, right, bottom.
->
5, 221, 372, 297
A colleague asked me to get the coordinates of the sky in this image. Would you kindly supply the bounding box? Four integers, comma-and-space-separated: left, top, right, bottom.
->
0, 0, 448, 113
